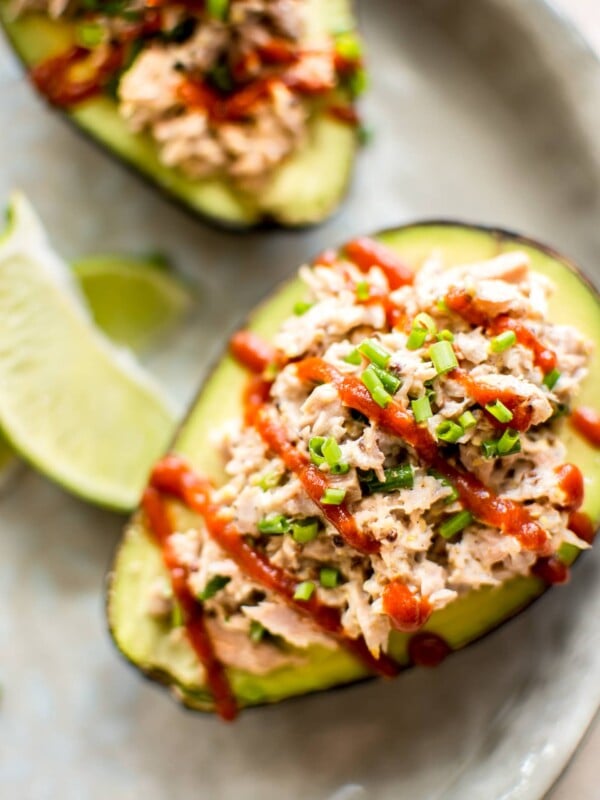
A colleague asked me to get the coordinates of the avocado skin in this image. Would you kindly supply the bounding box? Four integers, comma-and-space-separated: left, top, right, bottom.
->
0, 0, 359, 230
107, 222, 600, 713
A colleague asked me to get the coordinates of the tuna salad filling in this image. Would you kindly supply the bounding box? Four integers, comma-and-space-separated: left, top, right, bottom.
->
16, 0, 365, 186
142, 237, 593, 705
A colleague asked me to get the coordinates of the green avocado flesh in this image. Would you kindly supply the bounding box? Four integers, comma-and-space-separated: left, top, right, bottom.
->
0, 0, 358, 228
108, 223, 600, 713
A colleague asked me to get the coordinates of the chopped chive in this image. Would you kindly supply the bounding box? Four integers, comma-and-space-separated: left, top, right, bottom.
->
293, 300, 313, 316
437, 329, 454, 342
358, 338, 391, 368
543, 369, 561, 390
371, 364, 401, 395
257, 514, 290, 535
171, 601, 184, 628
293, 581, 316, 601
436, 297, 449, 313
256, 471, 281, 491
356, 281, 370, 301
490, 330, 517, 353
361, 365, 392, 408
344, 348, 362, 365
439, 510, 473, 540
360, 464, 414, 494
291, 518, 320, 544
427, 469, 459, 504
481, 440, 499, 459
77, 23, 104, 47
458, 410, 476, 430
485, 399, 514, 423
334, 31, 363, 60
413, 312, 437, 334
411, 395, 432, 423
249, 620, 265, 643
309, 437, 327, 466
197, 574, 231, 601
330, 462, 350, 475
429, 340, 458, 375
497, 428, 521, 456
319, 567, 341, 588
436, 420, 464, 443
207, 0, 230, 19
321, 437, 349, 474
406, 327, 427, 350
321, 487, 346, 505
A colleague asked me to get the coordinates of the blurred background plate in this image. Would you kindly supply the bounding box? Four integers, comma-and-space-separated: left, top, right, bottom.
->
1, 1, 599, 798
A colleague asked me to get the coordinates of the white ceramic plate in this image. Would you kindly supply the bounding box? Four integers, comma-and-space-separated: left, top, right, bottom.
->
1, 2, 599, 798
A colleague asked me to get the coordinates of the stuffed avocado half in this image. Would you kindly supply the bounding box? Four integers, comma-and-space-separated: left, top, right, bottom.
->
108, 223, 600, 716
1, 0, 362, 228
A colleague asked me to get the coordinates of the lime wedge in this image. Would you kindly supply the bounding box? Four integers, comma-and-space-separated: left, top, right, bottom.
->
73, 254, 192, 352
0, 193, 177, 510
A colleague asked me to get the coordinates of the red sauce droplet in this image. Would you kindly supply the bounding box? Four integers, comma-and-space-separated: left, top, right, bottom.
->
229, 330, 279, 374
382, 581, 432, 633
571, 407, 600, 449
344, 237, 414, 289
408, 632, 452, 667
555, 463, 585, 511
532, 556, 570, 585
568, 510, 596, 544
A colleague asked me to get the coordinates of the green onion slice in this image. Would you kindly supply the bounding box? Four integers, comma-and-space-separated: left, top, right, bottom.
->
291, 518, 320, 544
411, 395, 432, 423
361, 365, 392, 408
293, 301, 313, 316
344, 348, 362, 365
371, 364, 401, 395
358, 338, 392, 368
319, 567, 341, 588
481, 440, 499, 459
490, 330, 517, 353
429, 340, 458, 374
439, 510, 473, 540
356, 281, 370, 301
436, 420, 464, 443
249, 620, 266, 643
293, 581, 316, 601
543, 369, 561, 390
485, 399, 514, 423
406, 328, 427, 350
437, 329, 454, 342
497, 428, 521, 455
458, 410, 476, 430
256, 471, 281, 491
413, 312, 437, 334
197, 574, 231, 601
360, 464, 414, 494
257, 515, 290, 535
321, 487, 346, 505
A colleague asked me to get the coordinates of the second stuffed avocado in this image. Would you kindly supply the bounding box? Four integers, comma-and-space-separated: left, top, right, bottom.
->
108, 223, 600, 717
1, 0, 363, 229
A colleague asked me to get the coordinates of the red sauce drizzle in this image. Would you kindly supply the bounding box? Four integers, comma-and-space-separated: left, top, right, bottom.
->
149, 456, 399, 678
142, 486, 238, 721
555, 463, 584, 511
571, 407, 600, 448
31, 45, 123, 108
532, 556, 570, 585
382, 581, 432, 632
450, 368, 535, 432
296, 358, 551, 553
568, 510, 596, 544
229, 330, 280, 374
345, 237, 414, 290
408, 632, 452, 667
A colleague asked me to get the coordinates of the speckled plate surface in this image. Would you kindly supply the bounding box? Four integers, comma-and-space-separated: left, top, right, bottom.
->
1, 1, 600, 798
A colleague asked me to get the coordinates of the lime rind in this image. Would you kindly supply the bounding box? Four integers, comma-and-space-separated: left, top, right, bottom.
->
0, 193, 177, 510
